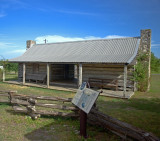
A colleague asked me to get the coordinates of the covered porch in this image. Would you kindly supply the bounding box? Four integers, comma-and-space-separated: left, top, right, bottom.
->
4, 62, 135, 99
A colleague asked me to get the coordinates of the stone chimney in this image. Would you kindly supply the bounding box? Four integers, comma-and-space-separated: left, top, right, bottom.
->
139, 29, 152, 90
26, 40, 36, 50
140, 29, 151, 53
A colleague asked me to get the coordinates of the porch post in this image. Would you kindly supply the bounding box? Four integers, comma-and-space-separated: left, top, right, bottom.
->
47, 63, 50, 88
23, 63, 26, 85
79, 63, 82, 86
123, 64, 127, 97
2, 67, 5, 82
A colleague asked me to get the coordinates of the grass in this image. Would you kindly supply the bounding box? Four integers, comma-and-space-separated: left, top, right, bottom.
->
0, 71, 18, 81
5, 72, 18, 81
0, 74, 160, 140
152, 67, 160, 74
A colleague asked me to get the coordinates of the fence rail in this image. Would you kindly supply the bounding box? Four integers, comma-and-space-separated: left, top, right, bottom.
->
0, 90, 79, 119
0, 90, 159, 141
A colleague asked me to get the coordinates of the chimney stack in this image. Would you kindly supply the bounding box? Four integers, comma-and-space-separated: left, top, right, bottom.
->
139, 29, 152, 91
26, 40, 36, 50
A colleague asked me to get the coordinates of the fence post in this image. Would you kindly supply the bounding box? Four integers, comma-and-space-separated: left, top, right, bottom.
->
27, 98, 40, 119
8, 91, 17, 105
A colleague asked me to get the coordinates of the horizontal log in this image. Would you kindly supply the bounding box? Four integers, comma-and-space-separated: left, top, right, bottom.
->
0, 90, 17, 93
0, 94, 9, 97
13, 107, 79, 117
87, 115, 144, 141
11, 99, 78, 111
13, 106, 28, 114
11, 94, 72, 102
36, 103, 78, 111
83, 64, 124, 68
35, 110, 79, 117
0, 99, 9, 103
88, 109, 159, 141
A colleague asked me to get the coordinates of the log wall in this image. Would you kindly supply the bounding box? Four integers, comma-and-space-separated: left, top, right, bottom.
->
82, 64, 134, 91
18, 63, 134, 91
25, 63, 47, 74
18, 63, 47, 80
18, 63, 23, 80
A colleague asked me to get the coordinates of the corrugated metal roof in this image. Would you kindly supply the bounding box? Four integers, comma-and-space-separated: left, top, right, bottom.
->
9, 37, 140, 64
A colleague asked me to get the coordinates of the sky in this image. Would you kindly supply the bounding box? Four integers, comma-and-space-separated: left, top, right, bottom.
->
0, 0, 160, 59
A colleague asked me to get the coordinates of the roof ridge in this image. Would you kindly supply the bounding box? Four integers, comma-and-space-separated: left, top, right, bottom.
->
36, 36, 140, 45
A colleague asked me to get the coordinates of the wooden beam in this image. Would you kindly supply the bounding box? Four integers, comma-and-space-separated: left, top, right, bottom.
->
79, 64, 82, 86
123, 65, 127, 97
23, 63, 26, 85
47, 63, 50, 88
2, 67, 5, 82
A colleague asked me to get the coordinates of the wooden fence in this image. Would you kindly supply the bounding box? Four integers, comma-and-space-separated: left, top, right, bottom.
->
0, 90, 159, 141
0, 90, 79, 119
88, 108, 160, 141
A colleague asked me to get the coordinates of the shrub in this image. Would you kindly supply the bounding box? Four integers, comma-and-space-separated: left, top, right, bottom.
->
133, 52, 149, 92
0, 69, 2, 81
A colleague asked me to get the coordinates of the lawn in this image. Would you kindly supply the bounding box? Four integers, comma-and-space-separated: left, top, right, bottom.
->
0, 74, 160, 141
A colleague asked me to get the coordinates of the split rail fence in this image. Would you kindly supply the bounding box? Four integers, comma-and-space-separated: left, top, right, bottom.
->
0, 90, 159, 141
0, 90, 79, 119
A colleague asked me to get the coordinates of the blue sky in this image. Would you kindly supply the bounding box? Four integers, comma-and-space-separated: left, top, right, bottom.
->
0, 0, 160, 59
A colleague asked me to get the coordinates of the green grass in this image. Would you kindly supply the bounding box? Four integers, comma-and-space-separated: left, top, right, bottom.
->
5, 72, 18, 81
0, 74, 160, 140
0, 72, 18, 81
152, 67, 160, 74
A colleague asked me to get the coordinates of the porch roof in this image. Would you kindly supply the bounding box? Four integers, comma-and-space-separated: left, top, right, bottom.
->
9, 37, 140, 64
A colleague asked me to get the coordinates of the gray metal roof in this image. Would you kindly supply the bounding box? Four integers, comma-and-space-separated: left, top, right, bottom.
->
9, 37, 140, 64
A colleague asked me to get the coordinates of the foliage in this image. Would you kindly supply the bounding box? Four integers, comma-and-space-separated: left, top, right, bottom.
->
0, 69, 2, 81
6, 62, 18, 74
0, 59, 18, 74
151, 52, 160, 73
0, 59, 8, 69
133, 52, 149, 92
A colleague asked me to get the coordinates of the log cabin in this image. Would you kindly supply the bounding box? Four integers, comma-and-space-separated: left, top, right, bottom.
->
9, 29, 151, 97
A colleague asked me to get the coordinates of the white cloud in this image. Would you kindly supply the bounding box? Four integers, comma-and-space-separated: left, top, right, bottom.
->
9, 49, 26, 53
0, 41, 25, 59
151, 44, 160, 47
105, 35, 127, 39
0, 41, 18, 49
0, 42, 13, 48
151, 43, 160, 49
35, 35, 126, 44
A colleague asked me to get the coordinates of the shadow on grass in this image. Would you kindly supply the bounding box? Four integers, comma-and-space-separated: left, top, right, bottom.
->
0, 103, 10, 106
24, 116, 118, 141
25, 122, 58, 141
24, 116, 81, 141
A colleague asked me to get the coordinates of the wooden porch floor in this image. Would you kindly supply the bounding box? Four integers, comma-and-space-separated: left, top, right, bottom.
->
4, 80, 134, 99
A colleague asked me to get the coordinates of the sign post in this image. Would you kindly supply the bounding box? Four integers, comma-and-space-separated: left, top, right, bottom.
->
80, 110, 87, 138
72, 82, 100, 138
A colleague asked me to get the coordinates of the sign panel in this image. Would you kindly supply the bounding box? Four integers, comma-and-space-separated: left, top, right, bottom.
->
72, 82, 99, 114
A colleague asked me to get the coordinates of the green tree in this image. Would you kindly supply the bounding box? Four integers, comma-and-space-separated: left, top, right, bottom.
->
6, 63, 18, 74
151, 52, 160, 73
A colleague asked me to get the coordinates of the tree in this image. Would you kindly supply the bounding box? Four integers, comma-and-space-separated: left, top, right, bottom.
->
151, 52, 160, 73
6, 62, 18, 74
0, 60, 18, 74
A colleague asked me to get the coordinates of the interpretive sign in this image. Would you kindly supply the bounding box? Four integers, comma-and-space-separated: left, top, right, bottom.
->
72, 82, 99, 114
